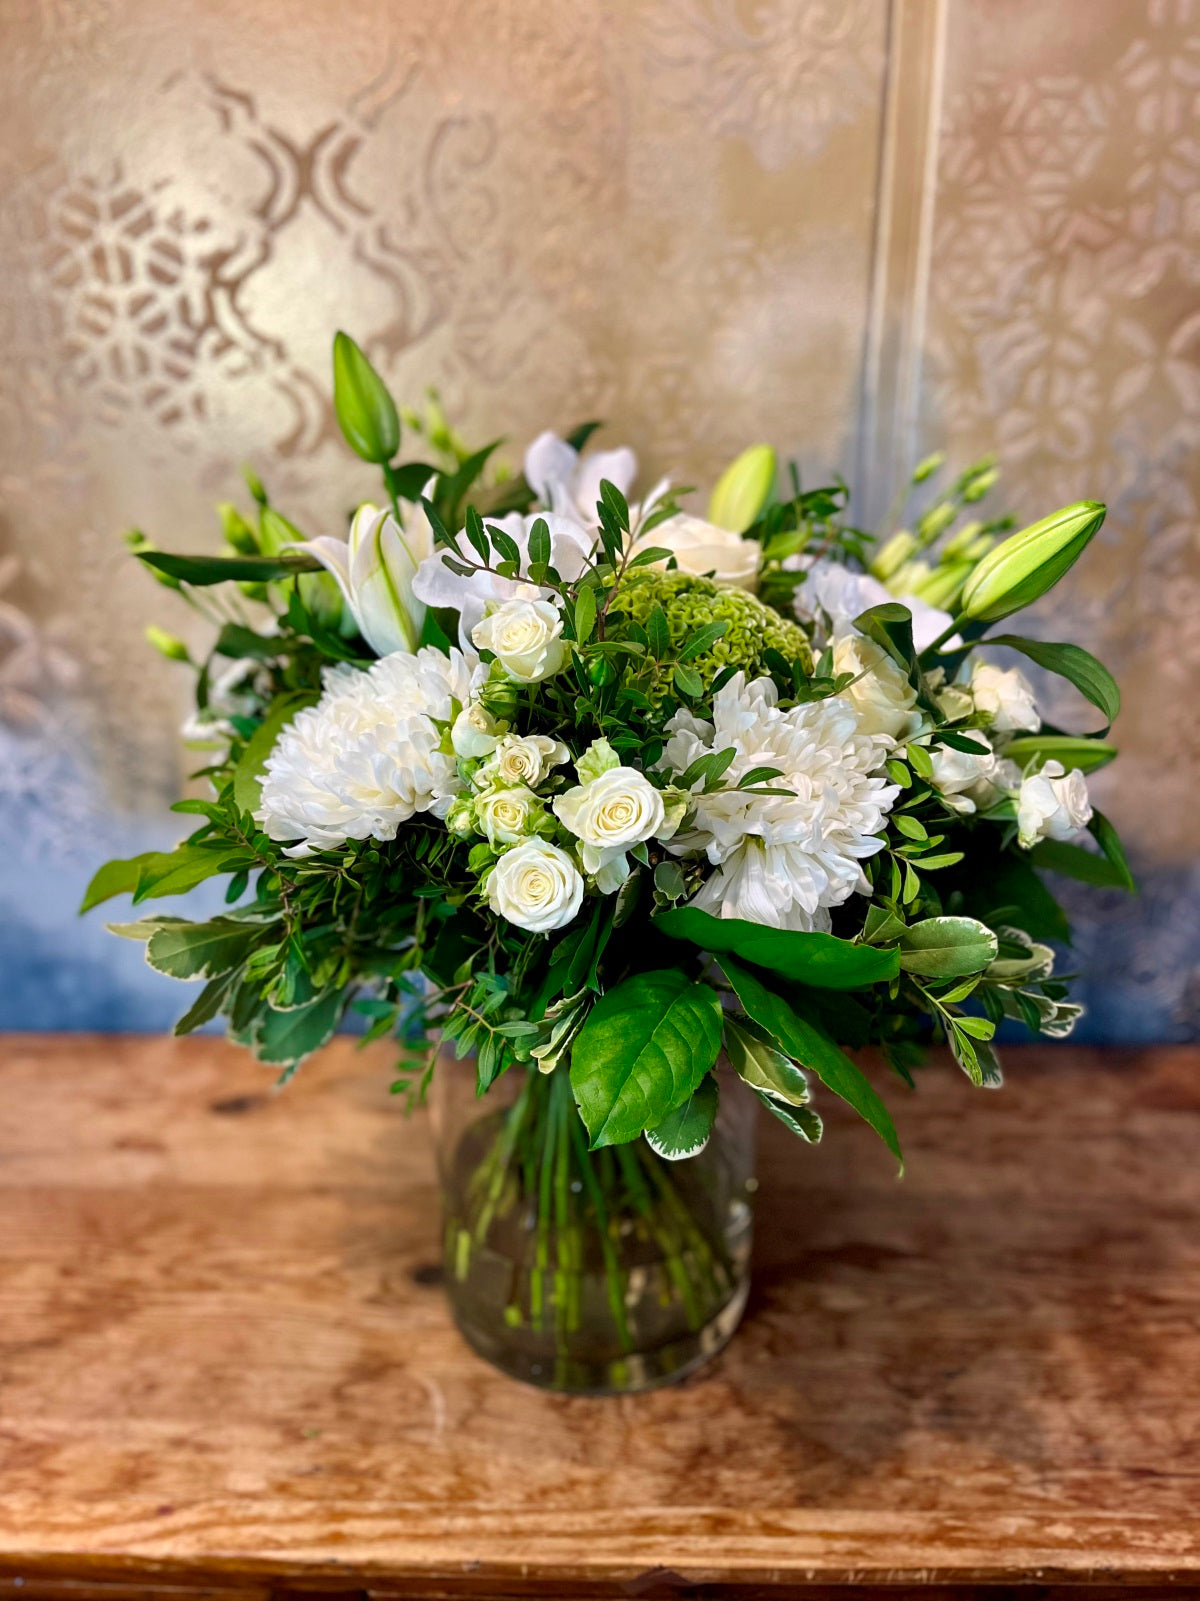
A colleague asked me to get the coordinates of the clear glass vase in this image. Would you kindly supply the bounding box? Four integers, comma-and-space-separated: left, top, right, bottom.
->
429, 1050, 756, 1395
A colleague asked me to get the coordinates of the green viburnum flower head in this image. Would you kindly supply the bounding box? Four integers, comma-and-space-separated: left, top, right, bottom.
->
606, 570, 813, 696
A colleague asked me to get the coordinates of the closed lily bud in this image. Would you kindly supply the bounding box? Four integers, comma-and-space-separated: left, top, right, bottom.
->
910, 558, 972, 609
218, 502, 258, 555
960, 500, 1106, 622
295, 501, 433, 656
332, 331, 400, 464
916, 500, 957, 545
941, 518, 983, 560
871, 529, 918, 581
962, 465, 1000, 503
145, 625, 189, 662
707, 444, 776, 532
912, 451, 944, 484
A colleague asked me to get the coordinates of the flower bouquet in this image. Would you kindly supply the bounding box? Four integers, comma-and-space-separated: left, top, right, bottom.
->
87, 333, 1131, 1393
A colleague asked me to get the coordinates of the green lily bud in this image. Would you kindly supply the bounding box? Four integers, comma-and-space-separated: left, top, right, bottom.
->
915, 500, 957, 545
707, 444, 776, 532
242, 465, 268, 506
218, 502, 258, 555
960, 500, 1105, 622
941, 518, 983, 559
423, 388, 468, 463
912, 451, 944, 484
965, 530, 995, 562
962, 465, 999, 502
145, 625, 189, 663
258, 506, 306, 558
910, 559, 972, 609
886, 559, 932, 596
871, 529, 917, 581
332, 330, 400, 464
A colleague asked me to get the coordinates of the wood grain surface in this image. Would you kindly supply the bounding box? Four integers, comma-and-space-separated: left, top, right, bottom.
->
0, 1035, 1197, 1598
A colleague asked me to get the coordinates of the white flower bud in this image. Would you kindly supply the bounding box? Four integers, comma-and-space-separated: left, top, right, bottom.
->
451, 700, 501, 759
475, 786, 543, 846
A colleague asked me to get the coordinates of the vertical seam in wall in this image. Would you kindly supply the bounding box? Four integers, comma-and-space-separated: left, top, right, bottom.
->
856, 0, 948, 528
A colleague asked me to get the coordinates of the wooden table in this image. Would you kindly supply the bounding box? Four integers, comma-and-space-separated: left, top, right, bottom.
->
0, 1036, 1197, 1599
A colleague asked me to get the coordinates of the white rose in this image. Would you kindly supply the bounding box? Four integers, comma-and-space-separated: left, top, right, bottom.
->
971, 661, 1040, 734
927, 742, 998, 815
1017, 760, 1092, 848
644, 513, 761, 592
471, 585, 566, 683
553, 765, 665, 849
451, 700, 501, 759
832, 629, 919, 741
475, 786, 543, 846
486, 840, 584, 933
477, 732, 570, 790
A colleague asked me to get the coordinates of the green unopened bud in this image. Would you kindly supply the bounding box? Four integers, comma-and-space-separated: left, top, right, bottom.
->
962, 466, 999, 502
941, 518, 983, 559
242, 465, 268, 506
912, 451, 944, 484
707, 444, 776, 532
423, 388, 468, 462
910, 559, 972, 609
871, 529, 917, 581
960, 500, 1106, 622
258, 506, 306, 557
887, 559, 932, 595
332, 330, 400, 464
218, 502, 258, 555
916, 500, 957, 545
965, 530, 995, 562
145, 625, 189, 663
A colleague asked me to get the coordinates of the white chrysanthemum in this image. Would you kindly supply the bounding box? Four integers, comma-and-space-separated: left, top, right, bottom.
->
256, 647, 481, 856
662, 673, 899, 932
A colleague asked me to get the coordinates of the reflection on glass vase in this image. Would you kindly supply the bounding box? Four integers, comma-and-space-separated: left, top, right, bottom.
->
430, 1050, 757, 1395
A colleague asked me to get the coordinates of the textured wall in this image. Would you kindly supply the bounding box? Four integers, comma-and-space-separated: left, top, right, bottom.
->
0, 0, 1194, 1037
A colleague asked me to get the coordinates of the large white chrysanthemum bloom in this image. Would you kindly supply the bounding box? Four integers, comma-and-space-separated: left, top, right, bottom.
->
662, 673, 900, 932
256, 647, 481, 856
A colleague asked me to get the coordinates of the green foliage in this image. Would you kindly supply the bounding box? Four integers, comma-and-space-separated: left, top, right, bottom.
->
569, 970, 723, 1148
653, 906, 899, 989
138, 551, 321, 586
898, 917, 999, 978
986, 635, 1120, 725
646, 1075, 719, 1160
721, 958, 902, 1169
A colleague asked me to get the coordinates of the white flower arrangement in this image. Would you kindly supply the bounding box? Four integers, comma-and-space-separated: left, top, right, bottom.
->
90, 332, 1131, 1185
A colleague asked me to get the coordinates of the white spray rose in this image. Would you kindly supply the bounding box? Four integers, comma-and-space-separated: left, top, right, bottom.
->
1017, 760, 1092, 848
486, 840, 584, 933
451, 700, 502, 759
475, 786, 544, 846
477, 733, 570, 790
927, 741, 1001, 815
553, 763, 666, 893
832, 629, 919, 741
644, 513, 762, 592
971, 661, 1040, 734
471, 585, 566, 683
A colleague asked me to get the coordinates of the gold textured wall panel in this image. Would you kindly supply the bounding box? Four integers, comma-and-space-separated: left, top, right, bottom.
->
0, 0, 1195, 1035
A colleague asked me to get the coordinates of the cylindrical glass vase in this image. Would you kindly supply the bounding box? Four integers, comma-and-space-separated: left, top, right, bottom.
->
429, 1051, 756, 1395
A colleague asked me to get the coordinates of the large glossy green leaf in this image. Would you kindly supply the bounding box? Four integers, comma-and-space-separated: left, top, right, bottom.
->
653, 906, 899, 989
986, 635, 1120, 724
721, 958, 902, 1169
569, 970, 723, 1148
646, 1076, 719, 1160
233, 691, 321, 818
899, 917, 999, 978
1029, 838, 1132, 889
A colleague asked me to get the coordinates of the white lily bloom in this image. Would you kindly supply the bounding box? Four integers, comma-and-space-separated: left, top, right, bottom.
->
297, 501, 432, 656
412, 509, 591, 645
524, 431, 638, 526
637, 513, 762, 592
256, 646, 482, 856
789, 555, 957, 654
1017, 760, 1092, 848
662, 673, 899, 932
